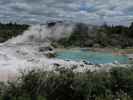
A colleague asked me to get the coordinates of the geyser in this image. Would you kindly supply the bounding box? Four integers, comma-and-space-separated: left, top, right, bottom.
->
0, 22, 75, 81
6, 22, 74, 44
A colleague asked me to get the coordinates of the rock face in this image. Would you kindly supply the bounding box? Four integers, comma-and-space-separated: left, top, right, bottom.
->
127, 54, 133, 64
39, 46, 53, 52
82, 60, 93, 65
44, 51, 56, 58
38, 43, 56, 58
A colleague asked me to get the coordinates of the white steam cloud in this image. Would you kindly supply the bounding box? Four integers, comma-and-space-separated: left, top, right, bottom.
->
0, 22, 75, 81
7, 23, 74, 44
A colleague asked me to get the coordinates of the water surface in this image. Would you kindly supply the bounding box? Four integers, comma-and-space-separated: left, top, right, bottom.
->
56, 50, 128, 64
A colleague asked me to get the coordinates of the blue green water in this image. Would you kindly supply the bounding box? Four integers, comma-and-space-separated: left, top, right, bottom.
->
56, 50, 128, 64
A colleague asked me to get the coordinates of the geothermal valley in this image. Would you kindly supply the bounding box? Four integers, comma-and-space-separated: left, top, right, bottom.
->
0, 22, 132, 81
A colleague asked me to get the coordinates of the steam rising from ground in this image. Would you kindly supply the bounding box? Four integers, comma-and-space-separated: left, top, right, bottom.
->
7, 23, 73, 44
0, 22, 76, 81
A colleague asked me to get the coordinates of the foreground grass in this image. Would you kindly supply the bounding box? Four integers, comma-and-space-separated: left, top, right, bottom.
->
0, 66, 133, 100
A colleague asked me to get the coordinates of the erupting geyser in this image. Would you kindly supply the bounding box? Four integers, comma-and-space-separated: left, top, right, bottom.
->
0, 22, 74, 81
7, 22, 73, 44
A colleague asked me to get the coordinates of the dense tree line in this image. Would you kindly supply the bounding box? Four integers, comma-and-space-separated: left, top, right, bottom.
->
0, 22, 29, 42
59, 22, 133, 48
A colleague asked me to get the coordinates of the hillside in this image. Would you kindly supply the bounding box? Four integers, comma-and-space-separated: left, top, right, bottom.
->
58, 22, 133, 48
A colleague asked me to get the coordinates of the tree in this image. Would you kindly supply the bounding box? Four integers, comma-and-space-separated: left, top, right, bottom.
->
128, 22, 133, 37
67, 23, 89, 47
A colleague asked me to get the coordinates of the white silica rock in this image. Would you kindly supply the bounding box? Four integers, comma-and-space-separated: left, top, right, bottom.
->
113, 60, 119, 64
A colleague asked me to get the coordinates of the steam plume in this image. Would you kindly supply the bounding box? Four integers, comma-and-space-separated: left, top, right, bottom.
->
7, 22, 74, 44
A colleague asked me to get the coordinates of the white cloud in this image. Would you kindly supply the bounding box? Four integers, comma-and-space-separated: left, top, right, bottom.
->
0, 0, 133, 25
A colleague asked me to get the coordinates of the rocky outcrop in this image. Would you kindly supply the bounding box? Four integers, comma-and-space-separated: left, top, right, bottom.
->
38, 43, 56, 58
44, 51, 56, 58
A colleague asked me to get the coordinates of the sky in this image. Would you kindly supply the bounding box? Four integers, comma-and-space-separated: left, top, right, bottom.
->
0, 0, 133, 25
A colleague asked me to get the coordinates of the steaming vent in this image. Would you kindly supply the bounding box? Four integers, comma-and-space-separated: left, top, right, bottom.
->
0, 22, 76, 81
6, 22, 74, 44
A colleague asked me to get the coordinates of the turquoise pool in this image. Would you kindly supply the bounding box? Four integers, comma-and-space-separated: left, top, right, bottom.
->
56, 50, 128, 64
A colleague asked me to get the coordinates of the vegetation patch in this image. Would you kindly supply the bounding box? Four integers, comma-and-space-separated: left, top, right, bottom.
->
0, 66, 133, 100
0, 23, 29, 42
58, 22, 133, 48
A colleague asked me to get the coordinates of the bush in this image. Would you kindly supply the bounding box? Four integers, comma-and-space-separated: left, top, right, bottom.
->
0, 66, 133, 100
110, 67, 133, 98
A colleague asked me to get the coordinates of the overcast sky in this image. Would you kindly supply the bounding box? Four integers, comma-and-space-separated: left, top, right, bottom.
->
0, 0, 133, 25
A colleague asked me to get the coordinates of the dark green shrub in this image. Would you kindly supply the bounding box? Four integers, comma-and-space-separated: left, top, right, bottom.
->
110, 67, 133, 98
1, 66, 133, 100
